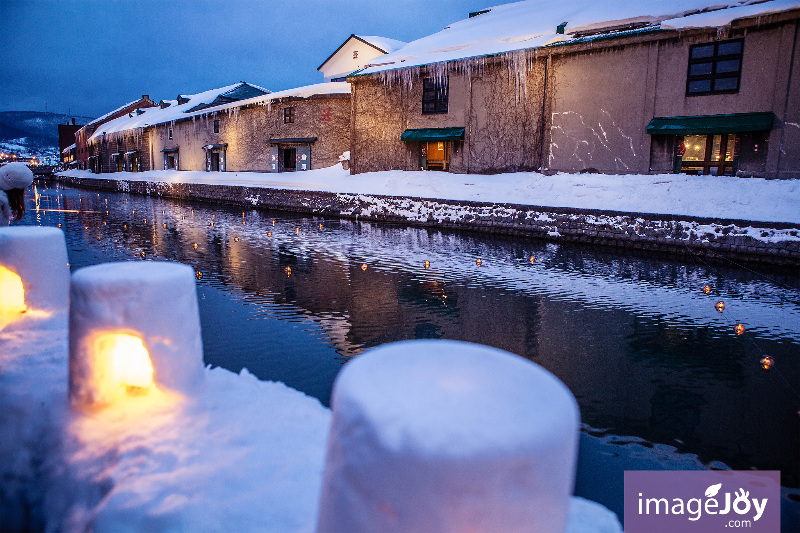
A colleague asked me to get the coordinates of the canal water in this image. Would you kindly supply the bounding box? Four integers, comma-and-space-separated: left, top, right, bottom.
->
20, 180, 800, 521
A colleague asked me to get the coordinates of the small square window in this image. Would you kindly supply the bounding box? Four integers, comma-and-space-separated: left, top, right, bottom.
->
213, 119, 220, 133
168, 126, 173, 140
284, 107, 295, 124
353, 50, 358, 59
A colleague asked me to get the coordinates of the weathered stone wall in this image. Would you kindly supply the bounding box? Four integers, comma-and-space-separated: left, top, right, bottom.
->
350, 78, 416, 174
54, 174, 800, 267
149, 95, 350, 173
547, 44, 655, 173
466, 60, 546, 173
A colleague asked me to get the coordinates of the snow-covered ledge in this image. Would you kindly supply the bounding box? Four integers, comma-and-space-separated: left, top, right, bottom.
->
68, 261, 205, 408
317, 340, 581, 533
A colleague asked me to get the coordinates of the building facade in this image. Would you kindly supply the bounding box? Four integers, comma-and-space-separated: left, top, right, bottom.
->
76, 95, 156, 172
349, 6, 799, 179
86, 82, 351, 175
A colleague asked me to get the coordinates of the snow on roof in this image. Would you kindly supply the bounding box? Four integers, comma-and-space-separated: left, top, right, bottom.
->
357, 0, 800, 76
88, 82, 349, 141
85, 97, 145, 128
661, 0, 799, 29
61, 143, 75, 153
356, 35, 407, 54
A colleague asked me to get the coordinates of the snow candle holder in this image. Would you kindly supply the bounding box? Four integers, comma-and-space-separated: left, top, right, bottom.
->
0, 227, 69, 327
68, 261, 205, 408
316, 339, 580, 533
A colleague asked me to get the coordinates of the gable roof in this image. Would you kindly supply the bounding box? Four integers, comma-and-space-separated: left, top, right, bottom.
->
317, 34, 407, 71
356, 0, 800, 77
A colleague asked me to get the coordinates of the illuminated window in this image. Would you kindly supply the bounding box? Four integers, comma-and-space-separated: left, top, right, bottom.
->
679, 133, 738, 175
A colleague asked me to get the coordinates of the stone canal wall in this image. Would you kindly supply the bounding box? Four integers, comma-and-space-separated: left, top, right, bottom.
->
52, 174, 800, 267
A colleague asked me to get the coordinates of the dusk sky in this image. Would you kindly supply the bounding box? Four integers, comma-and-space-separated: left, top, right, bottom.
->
0, 0, 491, 120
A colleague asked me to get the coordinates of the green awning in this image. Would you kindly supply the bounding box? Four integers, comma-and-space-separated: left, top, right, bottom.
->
401, 127, 465, 142
646, 112, 774, 135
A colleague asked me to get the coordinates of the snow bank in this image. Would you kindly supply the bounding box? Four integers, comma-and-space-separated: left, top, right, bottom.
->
58, 167, 800, 225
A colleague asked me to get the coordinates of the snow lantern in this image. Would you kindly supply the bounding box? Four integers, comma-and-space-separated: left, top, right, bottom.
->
316, 339, 580, 533
0, 227, 69, 328
69, 261, 205, 408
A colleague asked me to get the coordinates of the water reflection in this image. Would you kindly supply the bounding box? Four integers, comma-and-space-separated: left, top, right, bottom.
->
25, 181, 800, 489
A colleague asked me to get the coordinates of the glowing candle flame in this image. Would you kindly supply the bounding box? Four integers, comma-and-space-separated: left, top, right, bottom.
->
234, 237, 239, 242
715, 301, 725, 312
424, 261, 430, 269
0, 266, 26, 319
97, 333, 154, 392
361, 264, 368, 271
285, 266, 292, 277
193, 243, 198, 250
760, 356, 774, 370
703, 285, 711, 294
734, 324, 745, 336
530, 256, 535, 263
196, 271, 203, 280
476, 258, 482, 266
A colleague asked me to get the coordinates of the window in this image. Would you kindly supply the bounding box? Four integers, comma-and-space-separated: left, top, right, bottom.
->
679, 133, 738, 175
284, 107, 295, 124
168, 126, 173, 140
686, 39, 743, 96
213, 119, 220, 133
422, 77, 448, 114
353, 50, 358, 59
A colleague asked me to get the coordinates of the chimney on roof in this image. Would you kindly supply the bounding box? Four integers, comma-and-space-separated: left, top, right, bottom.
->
71, 117, 76, 125
142, 95, 149, 101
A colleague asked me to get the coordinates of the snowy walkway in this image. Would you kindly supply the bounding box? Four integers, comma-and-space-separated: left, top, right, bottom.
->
57, 166, 800, 225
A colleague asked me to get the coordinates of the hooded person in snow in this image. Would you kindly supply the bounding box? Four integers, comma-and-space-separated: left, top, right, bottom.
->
0, 162, 34, 225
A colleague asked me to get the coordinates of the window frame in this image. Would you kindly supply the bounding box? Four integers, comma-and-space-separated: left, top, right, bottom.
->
686, 38, 744, 97
213, 119, 220, 134
422, 77, 449, 115
284, 107, 295, 124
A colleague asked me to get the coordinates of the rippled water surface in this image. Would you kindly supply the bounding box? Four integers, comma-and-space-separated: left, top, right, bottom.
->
22, 181, 800, 498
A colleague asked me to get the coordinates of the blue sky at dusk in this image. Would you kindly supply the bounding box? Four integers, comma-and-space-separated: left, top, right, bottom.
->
0, 0, 490, 119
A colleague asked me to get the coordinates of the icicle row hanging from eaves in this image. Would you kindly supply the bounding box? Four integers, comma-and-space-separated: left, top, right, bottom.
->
374, 47, 542, 104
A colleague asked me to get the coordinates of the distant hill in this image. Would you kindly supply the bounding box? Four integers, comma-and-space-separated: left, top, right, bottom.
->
0, 111, 94, 164
0, 111, 94, 148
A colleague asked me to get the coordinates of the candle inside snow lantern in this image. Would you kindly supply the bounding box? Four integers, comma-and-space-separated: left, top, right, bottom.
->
0, 227, 69, 328
69, 261, 205, 408
317, 340, 580, 533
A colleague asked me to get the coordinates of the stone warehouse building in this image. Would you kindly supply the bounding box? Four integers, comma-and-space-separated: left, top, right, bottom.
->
75, 95, 157, 172
87, 82, 350, 174
348, 0, 800, 179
